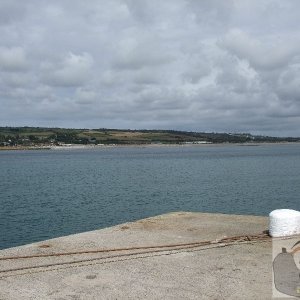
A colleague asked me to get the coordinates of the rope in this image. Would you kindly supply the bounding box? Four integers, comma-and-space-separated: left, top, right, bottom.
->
0, 233, 270, 276
0, 242, 242, 279
0, 233, 269, 261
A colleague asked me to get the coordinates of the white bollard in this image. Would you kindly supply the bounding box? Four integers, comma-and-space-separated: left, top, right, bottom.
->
269, 209, 300, 237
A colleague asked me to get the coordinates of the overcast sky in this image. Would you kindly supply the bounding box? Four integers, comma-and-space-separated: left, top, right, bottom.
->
1, 0, 300, 136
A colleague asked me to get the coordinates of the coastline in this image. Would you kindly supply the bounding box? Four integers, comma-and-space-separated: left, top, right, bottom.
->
1, 141, 300, 151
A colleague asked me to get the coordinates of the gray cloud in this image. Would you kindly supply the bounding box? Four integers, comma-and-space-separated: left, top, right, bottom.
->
41, 52, 94, 87
0, 46, 27, 71
0, 0, 300, 136
221, 29, 300, 70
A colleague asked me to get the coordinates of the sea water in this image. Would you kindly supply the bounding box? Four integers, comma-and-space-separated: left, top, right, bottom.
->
0, 144, 300, 249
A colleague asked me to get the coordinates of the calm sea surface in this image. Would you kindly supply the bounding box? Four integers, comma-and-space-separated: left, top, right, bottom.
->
1, 144, 300, 249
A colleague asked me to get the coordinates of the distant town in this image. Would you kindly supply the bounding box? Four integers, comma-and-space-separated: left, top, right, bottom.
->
0, 127, 299, 149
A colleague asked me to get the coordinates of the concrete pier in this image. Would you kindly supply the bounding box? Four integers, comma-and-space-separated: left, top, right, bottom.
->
0, 212, 272, 299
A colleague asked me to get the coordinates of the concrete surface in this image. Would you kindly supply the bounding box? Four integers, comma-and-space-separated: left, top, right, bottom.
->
0, 212, 272, 299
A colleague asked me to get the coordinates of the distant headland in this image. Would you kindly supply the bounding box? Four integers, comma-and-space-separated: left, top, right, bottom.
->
0, 126, 299, 150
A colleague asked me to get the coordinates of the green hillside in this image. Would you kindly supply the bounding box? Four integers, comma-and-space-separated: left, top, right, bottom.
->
0, 127, 299, 147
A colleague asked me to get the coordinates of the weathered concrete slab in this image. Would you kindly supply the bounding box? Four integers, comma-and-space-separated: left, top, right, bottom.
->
0, 212, 272, 299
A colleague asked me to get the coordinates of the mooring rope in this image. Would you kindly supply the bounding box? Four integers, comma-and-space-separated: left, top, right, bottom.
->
0, 233, 269, 261
0, 233, 270, 277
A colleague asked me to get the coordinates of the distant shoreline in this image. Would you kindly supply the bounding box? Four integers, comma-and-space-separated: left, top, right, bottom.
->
1, 141, 300, 151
